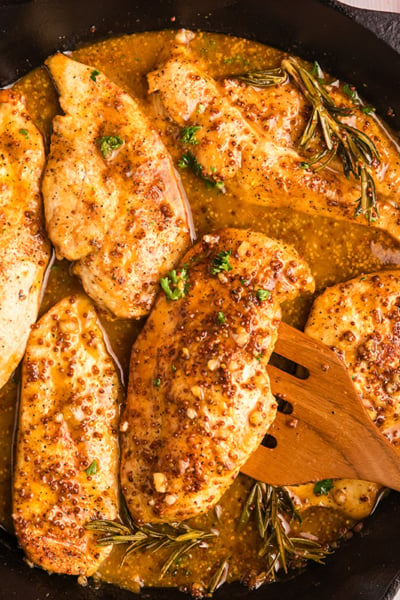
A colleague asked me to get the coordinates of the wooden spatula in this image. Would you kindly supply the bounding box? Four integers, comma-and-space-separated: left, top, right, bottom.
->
242, 322, 400, 490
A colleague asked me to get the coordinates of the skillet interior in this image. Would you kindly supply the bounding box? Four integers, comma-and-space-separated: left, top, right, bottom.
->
1, 1, 400, 599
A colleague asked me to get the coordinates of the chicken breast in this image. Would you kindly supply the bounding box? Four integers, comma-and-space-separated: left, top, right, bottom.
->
120, 229, 314, 523
42, 53, 192, 318
0, 90, 50, 390
147, 37, 400, 241
305, 270, 400, 446
13, 295, 122, 575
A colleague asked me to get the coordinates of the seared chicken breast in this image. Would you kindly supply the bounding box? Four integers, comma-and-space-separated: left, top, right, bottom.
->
0, 90, 50, 390
43, 53, 192, 318
13, 295, 121, 575
305, 271, 400, 445
148, 38, 400, 240
120, 229, 314, 523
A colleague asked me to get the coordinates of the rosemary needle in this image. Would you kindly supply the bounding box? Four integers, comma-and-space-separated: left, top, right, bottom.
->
235, 67, 288, 87
207, 558, 230, 593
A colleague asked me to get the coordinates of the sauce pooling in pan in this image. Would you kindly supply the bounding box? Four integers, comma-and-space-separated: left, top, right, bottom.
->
1, 29, 399, 595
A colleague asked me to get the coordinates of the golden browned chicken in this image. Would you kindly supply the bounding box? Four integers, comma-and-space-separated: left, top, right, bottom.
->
13, 295, 122, 575
147, 36, 400, 240
0, 90, 50, 390
42, 53, 192, 319
120, 229, 314, 523
305, 271, 400, 445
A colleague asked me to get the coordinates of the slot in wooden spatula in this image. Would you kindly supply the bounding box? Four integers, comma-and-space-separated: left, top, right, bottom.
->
242, 322, 400, 490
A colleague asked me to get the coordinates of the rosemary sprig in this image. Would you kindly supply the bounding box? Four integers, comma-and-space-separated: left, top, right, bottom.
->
86, 519, 217, 576
238, 482, 330, 581
233, 56, 381, 222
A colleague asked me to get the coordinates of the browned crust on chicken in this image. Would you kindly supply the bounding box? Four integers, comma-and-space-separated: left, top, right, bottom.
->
305, 270, 400, 446
12, 295, 122, 575
0, 90, 50, 389
120, 228, 314, 523
42, 53, 191, 318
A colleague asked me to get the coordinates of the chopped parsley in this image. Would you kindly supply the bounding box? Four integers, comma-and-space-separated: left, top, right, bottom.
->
361, 105, 375, 115
256, 289, 271, 302
178, 151, 202, 173
343, 83, 360, 104
217, 311, 226, 324
160, 267, 189, 301
313, 479, 334, 496
19, 128, 29, 138
210, 250, 232, 275
98, 135, 123, 158
153, 378, 161, 388
90, 69, 100, 82
181, 125, 201, 145
178, 151, 224, 190
196, 103, 205, 114
85, 460, 98, 476
255, 353, 263, 362
300, 161, 309, 169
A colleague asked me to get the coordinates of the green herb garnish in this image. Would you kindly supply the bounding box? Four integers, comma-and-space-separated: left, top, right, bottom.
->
85, 460, 98, 476
211, 250, 232, 275
160, 267, 188, 301
90, 69, 100, 82
178, 151, 224, 190
314, 479, 334, 496
256, 289, 271, 302
86, 519, 217, 575
19, 128, 29, 138
343, 83, 359, 102
217, 311, 226, 324
181, 125, 201, 145
361, 106, 375, 115
98, 135, 123, 158
239, 482, 330, 580
153, 378, 161, 388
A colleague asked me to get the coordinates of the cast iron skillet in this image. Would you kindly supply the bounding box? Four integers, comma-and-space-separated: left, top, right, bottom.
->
1, 1, 400, 599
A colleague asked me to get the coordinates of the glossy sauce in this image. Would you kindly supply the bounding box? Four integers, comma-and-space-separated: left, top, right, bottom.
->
1, 30, 399, 593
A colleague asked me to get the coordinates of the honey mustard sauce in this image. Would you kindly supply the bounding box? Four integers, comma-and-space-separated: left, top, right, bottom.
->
1, 30, 398, 593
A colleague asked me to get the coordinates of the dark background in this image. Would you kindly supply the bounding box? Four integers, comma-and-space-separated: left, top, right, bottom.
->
326, 0, 400, 53
1, 1, 400, 599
